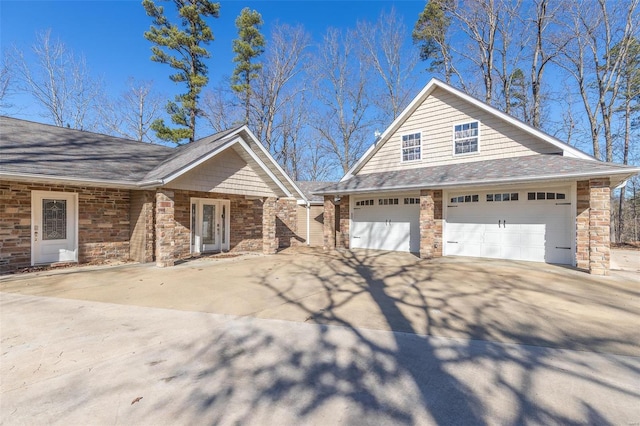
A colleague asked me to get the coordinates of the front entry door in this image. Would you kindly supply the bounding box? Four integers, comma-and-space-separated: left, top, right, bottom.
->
32, 191, 78, 265
191, 198, 230, 254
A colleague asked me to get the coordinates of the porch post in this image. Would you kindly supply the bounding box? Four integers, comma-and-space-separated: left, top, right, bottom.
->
323, 196, 336, 250
155, 189, 175, 267
262, 197, 277, 254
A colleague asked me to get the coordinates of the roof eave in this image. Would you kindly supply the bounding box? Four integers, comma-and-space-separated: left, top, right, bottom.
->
0, 171, 142, 189
314, 168, 640, 196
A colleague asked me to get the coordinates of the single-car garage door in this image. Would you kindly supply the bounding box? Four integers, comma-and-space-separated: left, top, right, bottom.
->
351, 195, 420, 252
445, 188, 573, 264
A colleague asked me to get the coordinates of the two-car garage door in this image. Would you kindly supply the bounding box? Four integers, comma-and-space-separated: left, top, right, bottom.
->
350, 188, 573, 265
445, 189, 573, 264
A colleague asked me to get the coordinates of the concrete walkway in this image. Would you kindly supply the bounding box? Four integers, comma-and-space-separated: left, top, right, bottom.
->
2, 248, 640, 424
2, 291, 639, 425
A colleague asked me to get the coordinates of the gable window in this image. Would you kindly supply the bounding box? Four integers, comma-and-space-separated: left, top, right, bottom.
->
401, 132, 421, 162
453, 121, 479, 155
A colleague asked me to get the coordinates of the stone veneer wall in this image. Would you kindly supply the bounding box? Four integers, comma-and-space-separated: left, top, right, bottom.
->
171, 189, 266, 259
263, 197, 277, 254
323, 196, 336, 249
276, 198, 304, 247
0, 180, 131, 273
433, 190, 443, 257
130, 190, 155, 263
338, 196, 350, 249
576, 178, 611, 275
576, 181, 590, 270
419, 189, 443, 258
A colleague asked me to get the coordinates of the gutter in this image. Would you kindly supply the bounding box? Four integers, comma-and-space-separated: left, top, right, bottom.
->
0, 171, 145, 189
312, 167, 640, 196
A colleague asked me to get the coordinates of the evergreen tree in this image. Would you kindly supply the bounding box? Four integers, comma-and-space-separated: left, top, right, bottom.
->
412, 0, 455, 83
231, 7, 265, 124
143, 0, 219, 144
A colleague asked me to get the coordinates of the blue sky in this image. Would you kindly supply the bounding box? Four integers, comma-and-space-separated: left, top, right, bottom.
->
1, 0, 426, 123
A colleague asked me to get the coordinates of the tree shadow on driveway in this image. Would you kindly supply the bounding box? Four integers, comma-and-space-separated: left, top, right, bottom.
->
141, 249, 640, 425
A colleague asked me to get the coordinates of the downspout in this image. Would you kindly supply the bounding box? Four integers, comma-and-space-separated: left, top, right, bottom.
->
306, 201, 310, 246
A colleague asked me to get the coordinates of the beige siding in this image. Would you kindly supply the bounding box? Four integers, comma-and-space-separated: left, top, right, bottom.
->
359, 87, 561, 174
296, 205, 324, 246
170, 148, 277, 197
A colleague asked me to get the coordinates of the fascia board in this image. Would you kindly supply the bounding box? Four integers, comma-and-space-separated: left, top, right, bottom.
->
0, 171, 141, 189
434, 82, 593, 160
239, 125, 309, 202
236, 138, 293, 197
315, 167, 640, 195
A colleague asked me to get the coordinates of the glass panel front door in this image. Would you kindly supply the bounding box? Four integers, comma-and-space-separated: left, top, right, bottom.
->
202, 204, 217, 251
191, 199, 230, 254
32, 191, 77, 264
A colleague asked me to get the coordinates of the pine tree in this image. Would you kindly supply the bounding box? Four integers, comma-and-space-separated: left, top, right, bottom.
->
231, 7, 265, 124
143, 0, 219, 144
412, 0, 455, 83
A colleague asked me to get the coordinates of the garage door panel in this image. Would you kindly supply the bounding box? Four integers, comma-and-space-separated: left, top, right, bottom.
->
445, 188, 572, 265
352, 197, 419, 252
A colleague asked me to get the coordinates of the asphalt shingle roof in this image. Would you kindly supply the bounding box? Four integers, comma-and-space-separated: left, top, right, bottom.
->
0, 117, 244, 184
314, 155, 639, 195
143, 125, 244, 181
295, 181, 336, 203
1, 116, 174, 182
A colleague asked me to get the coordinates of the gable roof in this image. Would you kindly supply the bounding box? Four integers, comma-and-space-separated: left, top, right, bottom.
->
316, 155, 640, 195
342, 78, 594, 181
0, 116, 307, 201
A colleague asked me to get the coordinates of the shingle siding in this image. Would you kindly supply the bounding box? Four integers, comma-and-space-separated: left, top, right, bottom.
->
168, 148, 277, 197
359, 87, 561, 174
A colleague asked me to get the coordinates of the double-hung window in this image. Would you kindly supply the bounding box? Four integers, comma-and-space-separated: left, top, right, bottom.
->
453, 121, 479, 155
401, 132, 421, 162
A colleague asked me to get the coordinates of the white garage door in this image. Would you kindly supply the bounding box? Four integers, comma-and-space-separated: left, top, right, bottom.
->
351, 196, 420, 252
445, 189, 573, 264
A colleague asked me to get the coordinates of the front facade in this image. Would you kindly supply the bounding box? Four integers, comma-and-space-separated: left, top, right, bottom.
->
317, 79, 639, 275
0, 117, 312, 273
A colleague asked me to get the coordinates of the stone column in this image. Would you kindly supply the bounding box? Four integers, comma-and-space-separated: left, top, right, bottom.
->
576, 180, 590, 270
338, 195, 350, 249
420, 189, 435, 258
323, 196, 336, 250
130, 190, 155, 263
433, 190, 443, 257
155, 189, 175, 267
588, 178, 610, 275
262, 197, 277, 254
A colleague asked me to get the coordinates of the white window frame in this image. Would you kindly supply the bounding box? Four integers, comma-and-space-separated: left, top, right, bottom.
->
452, 120, 480, 156
400, 131, 422, 162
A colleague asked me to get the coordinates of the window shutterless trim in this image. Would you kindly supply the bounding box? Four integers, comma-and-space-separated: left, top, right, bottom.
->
400, 131, 422, 163
452, 120, 480, 156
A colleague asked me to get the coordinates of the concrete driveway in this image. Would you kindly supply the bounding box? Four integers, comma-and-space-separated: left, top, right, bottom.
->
2, 248, 640, 424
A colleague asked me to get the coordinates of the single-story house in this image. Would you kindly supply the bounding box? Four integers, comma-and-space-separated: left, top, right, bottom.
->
315, 78, 640, 275
0, 116, 319, 273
